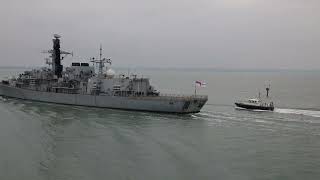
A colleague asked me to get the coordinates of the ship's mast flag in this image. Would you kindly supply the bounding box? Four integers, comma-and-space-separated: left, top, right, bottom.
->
195, 81, 206, 87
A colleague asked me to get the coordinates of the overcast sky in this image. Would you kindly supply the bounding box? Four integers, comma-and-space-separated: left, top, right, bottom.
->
0, 0, 319, 69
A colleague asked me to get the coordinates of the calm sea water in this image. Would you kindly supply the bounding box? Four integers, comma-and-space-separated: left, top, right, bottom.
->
0, 67, 320, 180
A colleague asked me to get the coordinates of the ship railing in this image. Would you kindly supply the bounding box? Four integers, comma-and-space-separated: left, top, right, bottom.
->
236, 100, 274, 107
125, 93, 207, 100
154, 93, 208, 100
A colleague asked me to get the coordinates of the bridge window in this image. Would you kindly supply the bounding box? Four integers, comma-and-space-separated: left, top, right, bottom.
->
81, 63, 89, 66
72, 62, 80, 66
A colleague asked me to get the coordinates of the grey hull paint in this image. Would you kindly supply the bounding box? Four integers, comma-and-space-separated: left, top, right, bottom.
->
0, 84, 207, 113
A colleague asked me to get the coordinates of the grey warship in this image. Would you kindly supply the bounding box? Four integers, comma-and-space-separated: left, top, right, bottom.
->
0, 35, 208, 113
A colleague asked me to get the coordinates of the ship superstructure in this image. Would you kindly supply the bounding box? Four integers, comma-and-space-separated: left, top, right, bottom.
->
0, 35, 208, 113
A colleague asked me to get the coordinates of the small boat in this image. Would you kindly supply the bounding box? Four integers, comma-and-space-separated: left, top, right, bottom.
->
235, 86, 274, 111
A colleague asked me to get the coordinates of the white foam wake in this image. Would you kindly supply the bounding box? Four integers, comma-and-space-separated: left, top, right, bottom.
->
0, 96, 7, 101
275, 108, 320, 118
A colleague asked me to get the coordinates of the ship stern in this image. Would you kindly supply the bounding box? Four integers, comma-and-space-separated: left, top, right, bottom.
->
180, 95, 208, 113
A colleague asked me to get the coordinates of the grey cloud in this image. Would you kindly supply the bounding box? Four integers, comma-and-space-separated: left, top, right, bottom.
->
0, 0, 319, 69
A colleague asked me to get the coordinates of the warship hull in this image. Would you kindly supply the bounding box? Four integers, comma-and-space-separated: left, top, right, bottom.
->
0, 84, 207, 113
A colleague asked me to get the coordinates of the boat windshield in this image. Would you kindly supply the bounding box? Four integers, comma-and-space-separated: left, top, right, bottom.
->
248, 99, 260, 103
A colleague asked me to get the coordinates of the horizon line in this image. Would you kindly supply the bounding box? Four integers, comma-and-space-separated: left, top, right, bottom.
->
0, 66, 320, 72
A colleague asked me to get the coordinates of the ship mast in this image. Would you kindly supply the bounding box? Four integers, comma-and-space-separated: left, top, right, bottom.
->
90, 45, 112, 78
89, 45, 112, 94
42, 34, 72, 78
266, 84, 270, 98
99, 44, 103, 76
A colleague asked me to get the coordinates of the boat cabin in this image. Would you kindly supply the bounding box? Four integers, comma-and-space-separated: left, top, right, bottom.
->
247, 98, 260, 104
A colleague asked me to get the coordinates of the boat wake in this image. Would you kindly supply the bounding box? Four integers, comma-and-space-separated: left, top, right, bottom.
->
0, 96, 7, 101
275, 108, 320, 118
234, 106, 271, 112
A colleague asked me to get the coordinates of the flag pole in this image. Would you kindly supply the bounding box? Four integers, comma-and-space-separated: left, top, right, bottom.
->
194, 83, 197, 96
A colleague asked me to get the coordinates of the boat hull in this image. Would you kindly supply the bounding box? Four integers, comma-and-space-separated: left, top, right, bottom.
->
235, 102, 274, 111
0, 84, 207, 114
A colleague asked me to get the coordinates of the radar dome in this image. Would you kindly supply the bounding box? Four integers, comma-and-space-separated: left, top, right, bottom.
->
106, 68, 115, 78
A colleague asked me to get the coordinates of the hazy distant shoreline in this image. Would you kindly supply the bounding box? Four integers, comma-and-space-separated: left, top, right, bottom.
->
0, 66, 319, 73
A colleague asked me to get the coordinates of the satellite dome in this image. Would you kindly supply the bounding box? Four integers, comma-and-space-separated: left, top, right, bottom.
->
106, 68, 115, 78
